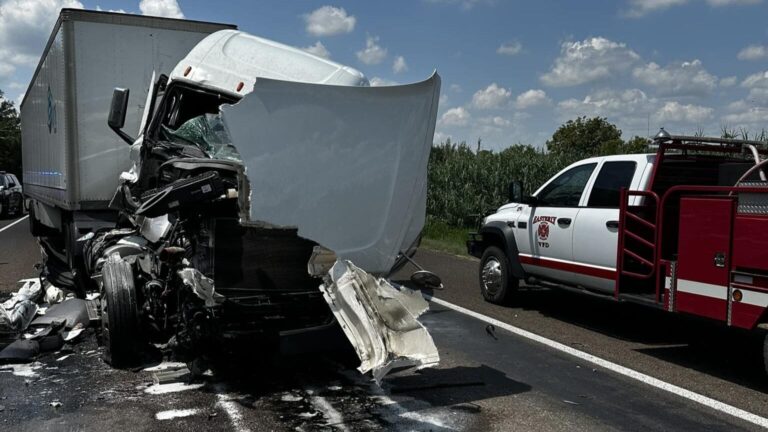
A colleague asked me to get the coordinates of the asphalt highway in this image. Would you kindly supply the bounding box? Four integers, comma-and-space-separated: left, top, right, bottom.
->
0, 214, 766, 431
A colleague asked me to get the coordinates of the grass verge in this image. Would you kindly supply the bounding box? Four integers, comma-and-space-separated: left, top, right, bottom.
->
421, 219, 474, 257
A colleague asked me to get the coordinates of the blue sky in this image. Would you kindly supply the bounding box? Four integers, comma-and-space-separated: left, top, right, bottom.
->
2, 0, 768, 150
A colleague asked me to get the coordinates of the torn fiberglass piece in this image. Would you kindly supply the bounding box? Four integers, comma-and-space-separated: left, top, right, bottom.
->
178, 268, 225, 308
319, 260, 439, 384
221, 74, 441, 274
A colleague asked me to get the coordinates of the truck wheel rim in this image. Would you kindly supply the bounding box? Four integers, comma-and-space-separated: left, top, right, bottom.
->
482, 258, 502, 294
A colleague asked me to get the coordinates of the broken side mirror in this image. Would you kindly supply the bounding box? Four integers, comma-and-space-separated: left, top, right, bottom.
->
410, 270, 443, 290
108, 87, 135, 145
508, 180, 523, 203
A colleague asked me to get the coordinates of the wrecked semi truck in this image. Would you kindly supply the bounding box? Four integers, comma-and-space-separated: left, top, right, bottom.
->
20, 9, 235, 293
74, 24, 441, 372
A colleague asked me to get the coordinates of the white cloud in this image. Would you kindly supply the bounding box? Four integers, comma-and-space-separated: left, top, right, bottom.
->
541, 37, 640, 87
433, 131, 452, 144
625, 0, 760, 17
720, 76, 738, 87
393, 55, 408, 74
449, 83, 462, 93
557, 88, 655, 127
632, 59, 717, 96
356, 36, 387, 65
742, 70, 768, 88
655, 101, 714, 123
625, 0, 687, 17
722, 107, 768, 126
369, 76, 398, 87
515, 89, 550, 109
0, 63, 13, 79
95, 5, 126, 13
479, 116, 511, 127
707, 0, 761, 5
738, 44, 768, 61
303, 6, 356, 37
425, 0, 493, 10
497, 41, 522, 56
302, 41, 330, 59
439, 93, 449, 105
139, 0, 184, 18
439, 106, 471, 126
471, 83, 511, 109
0, 0, 84, 80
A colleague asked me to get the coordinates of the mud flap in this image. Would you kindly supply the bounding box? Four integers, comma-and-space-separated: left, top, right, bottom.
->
319, 260, 439, 383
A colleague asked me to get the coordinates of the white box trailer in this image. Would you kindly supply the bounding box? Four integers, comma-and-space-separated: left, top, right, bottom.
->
21, 10, 234, 215
20, 9, 235, 288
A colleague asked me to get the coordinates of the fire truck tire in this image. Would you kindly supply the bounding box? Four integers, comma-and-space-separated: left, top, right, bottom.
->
101, 257, 142, 368
479, 246, 518, 304
763, 332, 768, 378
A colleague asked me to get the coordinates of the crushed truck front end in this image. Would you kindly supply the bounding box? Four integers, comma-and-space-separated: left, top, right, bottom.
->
86, 29, 441, 378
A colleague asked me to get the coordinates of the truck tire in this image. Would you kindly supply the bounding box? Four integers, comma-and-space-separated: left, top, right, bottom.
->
28, 205, 43, 237
764, 332, 768, 378
0, 198, 5, 218
479, 246, 518, 304
11, 193, 23, 215
101, 257, 142, 367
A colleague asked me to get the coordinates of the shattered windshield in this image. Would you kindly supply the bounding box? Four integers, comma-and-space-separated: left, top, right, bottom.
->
159, 113, 242, 162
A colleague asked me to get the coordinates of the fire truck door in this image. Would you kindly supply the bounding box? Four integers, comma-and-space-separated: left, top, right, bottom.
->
519, 162, 596, 283
675, 197, 735, 321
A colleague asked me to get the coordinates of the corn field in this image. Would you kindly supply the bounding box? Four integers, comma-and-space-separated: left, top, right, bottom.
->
426, 141, 571, 227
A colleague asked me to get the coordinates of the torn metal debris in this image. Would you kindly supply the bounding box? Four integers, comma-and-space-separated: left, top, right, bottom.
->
319, 260, 439, 383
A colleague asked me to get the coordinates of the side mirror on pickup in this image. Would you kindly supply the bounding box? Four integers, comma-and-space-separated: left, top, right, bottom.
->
521, 195, 539, 206
108, 87, 135, 145
508, 180, 523, 203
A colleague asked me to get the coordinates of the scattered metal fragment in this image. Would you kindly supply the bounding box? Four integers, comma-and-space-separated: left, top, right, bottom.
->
485, 324, 498, 340
319, 260, 439, 384
152, 367, 191, 385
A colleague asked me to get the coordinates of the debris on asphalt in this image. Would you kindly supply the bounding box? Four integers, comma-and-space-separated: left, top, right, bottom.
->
1, 279, 43, 336
0, 278, 101, 368
0, 340, 40, 363
43, 284, 66, 304
49, 400, 62, 408
152, 366, 191, 385
30, 298, 94, 329
144, 381, 205, 395
63, 323, 85, 342
486, 324, 498, 340
318, 260, 440, 384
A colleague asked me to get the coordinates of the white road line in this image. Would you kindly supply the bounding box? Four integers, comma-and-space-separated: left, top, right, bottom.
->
0, 215, 28, 234
428, 296, 768, 429
214, 383, 250, 432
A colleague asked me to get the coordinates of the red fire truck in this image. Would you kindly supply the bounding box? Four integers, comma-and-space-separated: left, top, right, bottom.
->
467, 129, 768, 374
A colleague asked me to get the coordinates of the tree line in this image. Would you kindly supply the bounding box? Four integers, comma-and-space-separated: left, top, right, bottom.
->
0, 91, 21, 180
428, 117, 649, 227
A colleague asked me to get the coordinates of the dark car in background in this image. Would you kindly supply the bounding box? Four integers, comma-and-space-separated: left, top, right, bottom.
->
0, 172, 23, 218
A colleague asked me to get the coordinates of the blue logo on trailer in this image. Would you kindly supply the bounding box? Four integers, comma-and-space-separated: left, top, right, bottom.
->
47, 85, 57, 134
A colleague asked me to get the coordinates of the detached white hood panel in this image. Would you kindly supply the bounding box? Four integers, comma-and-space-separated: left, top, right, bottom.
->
221, 74, 440, 274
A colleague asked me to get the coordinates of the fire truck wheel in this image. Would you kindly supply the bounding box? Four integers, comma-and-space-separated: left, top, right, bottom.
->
101, 257, 142, 368
479, 246, 518, 304
763, 332, 768, 378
